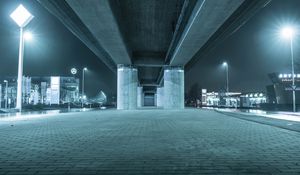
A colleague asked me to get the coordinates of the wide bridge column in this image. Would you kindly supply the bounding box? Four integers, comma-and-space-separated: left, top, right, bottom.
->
117, 65, 138, 110
164, 67, 184, 109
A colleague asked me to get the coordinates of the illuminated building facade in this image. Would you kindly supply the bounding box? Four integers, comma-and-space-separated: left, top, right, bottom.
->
267, 73, 300, 105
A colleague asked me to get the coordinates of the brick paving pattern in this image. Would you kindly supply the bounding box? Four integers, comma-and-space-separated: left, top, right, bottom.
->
0, 109, 299, 174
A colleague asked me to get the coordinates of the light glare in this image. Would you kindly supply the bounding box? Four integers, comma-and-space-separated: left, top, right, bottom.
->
24, 32, 32, 41
281, 26, 295, 39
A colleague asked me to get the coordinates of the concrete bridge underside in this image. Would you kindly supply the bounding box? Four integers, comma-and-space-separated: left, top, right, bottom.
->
38, 0, 271, 109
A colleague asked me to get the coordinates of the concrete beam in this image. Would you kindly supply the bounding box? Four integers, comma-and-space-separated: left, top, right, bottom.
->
65, 0, 131, 65
185, 0, 271, 69
37, 0, 117, 72
133, 58, 165, 67
169, 0, 245, 66
141, 84, 159, 87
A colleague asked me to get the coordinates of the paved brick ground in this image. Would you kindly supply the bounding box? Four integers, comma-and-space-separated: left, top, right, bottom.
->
0, 109, 299, 174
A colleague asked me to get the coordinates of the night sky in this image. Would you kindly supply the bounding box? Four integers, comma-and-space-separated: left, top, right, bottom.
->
0, 0, 300, 97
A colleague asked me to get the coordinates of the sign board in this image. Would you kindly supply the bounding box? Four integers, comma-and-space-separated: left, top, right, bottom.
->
71, 68, 77, 75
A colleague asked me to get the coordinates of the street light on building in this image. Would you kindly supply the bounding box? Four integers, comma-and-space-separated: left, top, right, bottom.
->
10, 4, 34, 111
222, 61, 229, 93
280, 26, 296, 112
3, 80, 8, 109
71, 68, 77, 75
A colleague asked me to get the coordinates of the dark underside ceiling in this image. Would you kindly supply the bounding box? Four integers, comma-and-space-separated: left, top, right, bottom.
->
115, 0, 185, 87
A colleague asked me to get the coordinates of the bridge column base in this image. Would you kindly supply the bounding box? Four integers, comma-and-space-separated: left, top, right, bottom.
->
117, 65, 138, 110
163, 67, 184, 109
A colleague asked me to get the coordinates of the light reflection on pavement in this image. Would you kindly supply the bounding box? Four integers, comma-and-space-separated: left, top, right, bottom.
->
214, 108, 300, 122
0, 108, 95, 121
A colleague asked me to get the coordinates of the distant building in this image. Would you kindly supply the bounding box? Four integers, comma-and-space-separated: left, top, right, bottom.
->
201, 89, 242, 107
240, 93, 266, 108
0, 76, 80, 108
201, 89, 266, 108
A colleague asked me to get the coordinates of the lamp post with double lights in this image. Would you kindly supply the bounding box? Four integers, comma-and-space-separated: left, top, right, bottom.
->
280, 26, 296, 112
10, 4, 34, 111
82, 67, 87, 108
3, 80, 8, 109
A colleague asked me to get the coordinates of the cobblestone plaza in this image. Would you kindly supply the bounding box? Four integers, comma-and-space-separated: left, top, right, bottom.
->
0, 109, 299, 174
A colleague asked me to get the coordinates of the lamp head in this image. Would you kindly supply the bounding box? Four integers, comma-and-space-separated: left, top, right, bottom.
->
83, 67, 88, 71
222, 62, 228, 67
10, 4, 34, 28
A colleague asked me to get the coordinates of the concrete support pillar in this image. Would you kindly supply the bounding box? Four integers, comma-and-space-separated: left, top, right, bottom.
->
156, 87, 164, 108
164, 67, 184, 109
117, 65, 138, 110
137, 86, 143, 108
154, 93, 157, 107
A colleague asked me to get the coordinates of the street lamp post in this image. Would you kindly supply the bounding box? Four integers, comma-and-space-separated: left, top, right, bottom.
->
70, 68, 78, 111
82, 67, 87, 108
222, 62, 229, 93
3, 80, 8, 109
10, 4, 34, 111
281, 27, 296, 112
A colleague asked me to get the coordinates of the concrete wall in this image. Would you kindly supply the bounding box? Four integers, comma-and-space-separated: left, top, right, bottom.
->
117, 65, 138, 109
156, 87, 164, 107
164, 67, 184, 109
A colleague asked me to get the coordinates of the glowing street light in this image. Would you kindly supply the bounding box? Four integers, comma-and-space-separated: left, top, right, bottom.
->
24, 32, 33, 41
280, 26, 296, 112
281, 27, 295, 39
10, 4, 34, 111
222, 61, 229, 92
